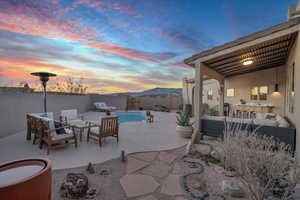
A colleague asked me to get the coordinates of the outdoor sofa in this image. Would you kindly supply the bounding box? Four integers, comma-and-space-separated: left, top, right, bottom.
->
201, 115, 296, 151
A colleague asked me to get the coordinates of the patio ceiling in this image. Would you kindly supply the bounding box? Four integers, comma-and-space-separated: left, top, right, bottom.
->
204, 32, 298, 77
184, 18, 300, 78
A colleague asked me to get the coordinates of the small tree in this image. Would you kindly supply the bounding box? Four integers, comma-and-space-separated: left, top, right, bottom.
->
53, 77, 88, 94
221, 121, 300, 200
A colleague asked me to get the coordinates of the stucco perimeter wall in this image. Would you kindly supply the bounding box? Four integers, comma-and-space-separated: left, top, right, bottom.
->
0, 91, 92, 138
0, 91, 130, 138
224, 66, 286, 116
128, 94, 182, 110
90, 94, 128, 110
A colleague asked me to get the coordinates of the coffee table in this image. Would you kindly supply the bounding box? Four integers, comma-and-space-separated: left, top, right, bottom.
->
71, 121, 98, 142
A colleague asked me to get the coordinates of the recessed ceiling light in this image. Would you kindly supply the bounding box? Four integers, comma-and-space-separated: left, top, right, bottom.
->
242, 60, 253, 65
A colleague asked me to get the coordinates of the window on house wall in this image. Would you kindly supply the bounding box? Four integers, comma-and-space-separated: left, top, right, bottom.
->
250, 87, 258, 100
226, 88, 235, 97
207, 89, 213, 100
250, 86, 268, 100
259, 86, 268, 100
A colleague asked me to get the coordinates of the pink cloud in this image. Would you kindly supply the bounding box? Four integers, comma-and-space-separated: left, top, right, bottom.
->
88, 42, 178, 63
0, 1, 99, 42
167, 61, 189, 68
0, 1, 176, 64
51, 0, 60, 4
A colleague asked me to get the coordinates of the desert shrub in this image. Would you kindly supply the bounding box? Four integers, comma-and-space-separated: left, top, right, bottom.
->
220, 121, 300, 200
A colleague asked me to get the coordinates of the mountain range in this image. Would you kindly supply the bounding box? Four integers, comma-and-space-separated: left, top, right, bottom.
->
107, 87, 182, 96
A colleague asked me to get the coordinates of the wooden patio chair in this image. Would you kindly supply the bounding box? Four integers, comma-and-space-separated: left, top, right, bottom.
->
40, 118, 77, 154
87, 116, 119, 147
26, 114, 44, 144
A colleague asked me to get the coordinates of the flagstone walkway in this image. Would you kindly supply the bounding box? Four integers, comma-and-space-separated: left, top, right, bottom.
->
120, 150, 187, 199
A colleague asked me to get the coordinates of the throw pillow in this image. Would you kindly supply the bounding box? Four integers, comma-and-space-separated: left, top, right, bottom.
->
54, 121, 67, 134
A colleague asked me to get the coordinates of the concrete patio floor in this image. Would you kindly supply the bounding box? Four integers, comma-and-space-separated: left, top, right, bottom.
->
0, 111, 188, 169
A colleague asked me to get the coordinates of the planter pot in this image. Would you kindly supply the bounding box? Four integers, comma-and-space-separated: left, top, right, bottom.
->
0, 158, 52, 200
176, 125, 193, 138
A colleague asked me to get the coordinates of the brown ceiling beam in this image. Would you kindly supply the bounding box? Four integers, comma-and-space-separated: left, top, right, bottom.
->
225, 63, 285, 77
205, 36, 292, 65
223, 59, 285, 75
216, 52, 288, 73
212, 47, 289, 69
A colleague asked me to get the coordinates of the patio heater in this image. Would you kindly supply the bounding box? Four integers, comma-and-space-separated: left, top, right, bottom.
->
31, 72, 57, 113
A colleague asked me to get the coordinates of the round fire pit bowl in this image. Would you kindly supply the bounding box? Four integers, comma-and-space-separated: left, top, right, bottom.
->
0, 158, 52, 200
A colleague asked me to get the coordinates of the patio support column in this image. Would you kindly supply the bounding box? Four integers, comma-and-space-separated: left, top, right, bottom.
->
191, 62, 204, 144
219, 80, 225, 116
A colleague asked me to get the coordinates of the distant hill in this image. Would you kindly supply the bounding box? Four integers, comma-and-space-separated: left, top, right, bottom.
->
107, 87, 182, 96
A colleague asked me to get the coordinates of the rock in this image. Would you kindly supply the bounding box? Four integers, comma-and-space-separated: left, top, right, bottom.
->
194, 143, 212, 155
224, 169, 237, 177
86, 162, 95, 174
221, 180, 245, 198
60, 173, 89, 198
99, 168, 110, 176
293, 184, 300, 199
210, 150, 222, 161
85, 187, 97, 199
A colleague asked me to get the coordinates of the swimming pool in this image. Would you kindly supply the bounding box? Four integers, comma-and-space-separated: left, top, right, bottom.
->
114, 112, 146, 123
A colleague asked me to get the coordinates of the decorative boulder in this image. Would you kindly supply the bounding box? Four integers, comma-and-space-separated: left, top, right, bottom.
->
60, 173, 89, 198
86, 162, 95, 174
221, 180, 245, 198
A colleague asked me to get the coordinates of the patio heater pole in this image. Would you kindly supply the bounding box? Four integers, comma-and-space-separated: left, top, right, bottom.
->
31, 72, 57, 113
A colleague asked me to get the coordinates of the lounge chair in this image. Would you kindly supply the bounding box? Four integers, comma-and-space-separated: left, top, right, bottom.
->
94, 102, 117, 111
60, 109, 84, 125
87, 116, 119, 147
40, 118, 77, 154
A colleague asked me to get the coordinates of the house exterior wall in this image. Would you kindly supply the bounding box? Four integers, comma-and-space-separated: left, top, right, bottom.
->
285, 34, 300, 155
224, 66, 287, 116
182, 79, 220, 109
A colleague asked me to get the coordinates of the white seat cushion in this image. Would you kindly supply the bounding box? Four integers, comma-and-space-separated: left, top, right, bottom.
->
226, 117, 253, 124
254, 119, 278, 127
276, 115, 290, 127
52, 129, 73, 140
90, 127, 100, 134
202, 115, 225, 121
68, 119, 85, 125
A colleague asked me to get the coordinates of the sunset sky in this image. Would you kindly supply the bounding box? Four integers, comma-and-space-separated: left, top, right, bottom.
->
0, 0, 296, 93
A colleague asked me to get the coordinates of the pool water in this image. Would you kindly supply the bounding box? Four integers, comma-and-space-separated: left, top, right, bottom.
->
114, 112, 146, 123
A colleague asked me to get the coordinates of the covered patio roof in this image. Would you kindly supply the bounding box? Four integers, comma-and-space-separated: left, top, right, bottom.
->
185, 18, 300, 78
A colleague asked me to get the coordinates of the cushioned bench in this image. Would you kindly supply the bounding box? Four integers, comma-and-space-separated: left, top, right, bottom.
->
201, 118, 296, 151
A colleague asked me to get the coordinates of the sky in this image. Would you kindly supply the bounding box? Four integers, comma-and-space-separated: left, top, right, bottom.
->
0, 0, 297, 93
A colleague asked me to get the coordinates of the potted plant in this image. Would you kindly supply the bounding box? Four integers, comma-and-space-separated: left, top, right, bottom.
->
176, 111, 193, 138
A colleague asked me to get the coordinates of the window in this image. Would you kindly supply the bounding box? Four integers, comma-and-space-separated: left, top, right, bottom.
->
250, 87, 258, 100
207, 89, 213, 100
226, 88, 235, 97
250, 86, 268, 100
259, 86, 268, 100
